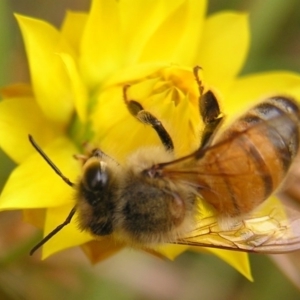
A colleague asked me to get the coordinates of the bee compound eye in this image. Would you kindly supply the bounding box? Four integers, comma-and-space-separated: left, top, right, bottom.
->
82, 162, 108, 191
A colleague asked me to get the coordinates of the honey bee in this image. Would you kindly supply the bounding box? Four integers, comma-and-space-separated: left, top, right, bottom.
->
29, 66, 300, 255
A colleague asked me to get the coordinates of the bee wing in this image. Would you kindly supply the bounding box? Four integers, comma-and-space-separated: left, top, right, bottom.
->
175, 196, 300, 254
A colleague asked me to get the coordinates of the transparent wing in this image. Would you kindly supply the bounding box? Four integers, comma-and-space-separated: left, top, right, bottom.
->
175, 196, 300, 254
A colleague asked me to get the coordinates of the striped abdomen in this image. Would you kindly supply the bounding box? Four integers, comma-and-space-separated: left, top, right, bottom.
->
198, 96, 300, 216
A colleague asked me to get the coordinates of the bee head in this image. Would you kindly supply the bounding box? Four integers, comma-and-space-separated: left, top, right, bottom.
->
76, 150, 117, 236
82, 157, 109, 193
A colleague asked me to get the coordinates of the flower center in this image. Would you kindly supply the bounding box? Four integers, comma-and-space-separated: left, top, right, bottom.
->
157, 66, 199, 105
70, 65, 203, 157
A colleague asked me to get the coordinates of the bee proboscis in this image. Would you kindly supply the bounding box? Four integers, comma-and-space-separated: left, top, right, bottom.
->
29, 66, 300, 255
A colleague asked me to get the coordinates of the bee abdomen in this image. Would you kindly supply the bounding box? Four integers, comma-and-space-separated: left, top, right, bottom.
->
201, 96, 300, 217
251, 97, 300, 163
233, 97, 300, 172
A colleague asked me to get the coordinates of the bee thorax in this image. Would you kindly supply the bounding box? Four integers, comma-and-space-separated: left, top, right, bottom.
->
114, 170, 197, 245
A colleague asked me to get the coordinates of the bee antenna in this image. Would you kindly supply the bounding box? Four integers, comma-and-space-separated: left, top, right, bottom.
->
29, 207, 76, 255
28, 135, 75, 187
101, 151, 120, 166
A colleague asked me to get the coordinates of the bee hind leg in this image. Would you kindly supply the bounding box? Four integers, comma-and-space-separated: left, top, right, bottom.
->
123, 85, 174, 152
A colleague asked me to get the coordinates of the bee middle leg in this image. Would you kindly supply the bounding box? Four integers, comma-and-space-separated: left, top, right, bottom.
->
193, 66, 223, 149
123, 85, 174, 152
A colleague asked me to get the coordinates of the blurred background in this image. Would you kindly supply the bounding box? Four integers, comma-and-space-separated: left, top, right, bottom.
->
1, 0, 300, 299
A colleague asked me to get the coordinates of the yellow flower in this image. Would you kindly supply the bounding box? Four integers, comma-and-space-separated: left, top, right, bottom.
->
1, 0, 300, 281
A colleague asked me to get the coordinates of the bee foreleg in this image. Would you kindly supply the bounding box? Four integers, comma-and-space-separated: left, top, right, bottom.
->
123, 85, 174, 152
193, 66, 223, 149
199, 91, 223, 148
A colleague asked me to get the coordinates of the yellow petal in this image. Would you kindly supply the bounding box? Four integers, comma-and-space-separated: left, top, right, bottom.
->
103, 62, 167, 87
119, 0, 183, 64
198, 248, 253, 281
80, 0, 121, 88
0, 97, 58, 163
41, 205, 93, 259
119, 0, 206, 65
153, 244, 190, 260
16, 14, 74, 124
59, 53, 88, 122
0, 137, 79, 210
224, 71, 300, 117
0, 83, 33, 98
23, 209, 46, 229
139, 0, 207, 65
61, 11, 88, 55
141, 248, 166, 260
196, 12, 250, 93
81, 238, 125, 264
